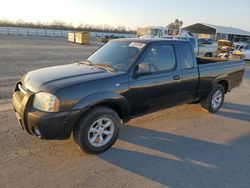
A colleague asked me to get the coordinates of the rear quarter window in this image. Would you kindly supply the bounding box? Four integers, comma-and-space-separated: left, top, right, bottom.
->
181, 43, 194, 69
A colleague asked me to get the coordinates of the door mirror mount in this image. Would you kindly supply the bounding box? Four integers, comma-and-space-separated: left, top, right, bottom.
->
135, 63, 152, 77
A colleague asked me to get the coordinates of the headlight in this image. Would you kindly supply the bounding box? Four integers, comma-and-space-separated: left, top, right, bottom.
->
33, 92, 60, 112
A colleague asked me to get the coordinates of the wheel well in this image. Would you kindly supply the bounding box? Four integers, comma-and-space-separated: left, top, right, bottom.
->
97, 102, 125, 120
205, 52, 213, 57
72, 101, 128, 133
217, 80, 229, 93
79, 102, 125, 121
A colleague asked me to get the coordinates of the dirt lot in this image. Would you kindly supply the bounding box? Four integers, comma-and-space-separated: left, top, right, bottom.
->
0, 36, 250, 188
0, 35, 99, 101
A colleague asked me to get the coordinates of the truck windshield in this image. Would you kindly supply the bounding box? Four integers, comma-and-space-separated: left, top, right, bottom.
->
87, 41, 145, 71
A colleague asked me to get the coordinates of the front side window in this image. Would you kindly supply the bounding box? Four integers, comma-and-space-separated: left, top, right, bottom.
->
141, 44, 176, 72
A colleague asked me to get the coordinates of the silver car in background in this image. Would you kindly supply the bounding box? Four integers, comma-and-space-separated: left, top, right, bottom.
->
163, 36, 217, 57
234, 42, 250, 60
197, 38, 218, 57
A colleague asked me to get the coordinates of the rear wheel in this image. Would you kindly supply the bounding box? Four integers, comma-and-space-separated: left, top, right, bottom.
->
205, 52, 213, 57
73, 106, 120, 154
201, 84, 225, 113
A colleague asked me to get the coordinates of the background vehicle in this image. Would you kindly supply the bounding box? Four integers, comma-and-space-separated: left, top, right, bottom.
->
137, 26, 168, 38
233, 42, 250, 60
164, 36, 217, 57
198, 38, 218, 57
137, 19, 184, 38
137, 20, 218, 57
234, 41, 248, 49
13, 39, 245, 154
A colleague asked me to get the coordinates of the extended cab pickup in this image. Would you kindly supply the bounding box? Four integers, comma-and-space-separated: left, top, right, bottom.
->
13, 38, 245, 153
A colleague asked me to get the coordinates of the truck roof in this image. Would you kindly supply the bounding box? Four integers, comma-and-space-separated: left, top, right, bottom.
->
113, 38, 188, 44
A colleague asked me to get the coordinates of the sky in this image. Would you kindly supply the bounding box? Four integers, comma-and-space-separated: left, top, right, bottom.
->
0, 0, 250, 31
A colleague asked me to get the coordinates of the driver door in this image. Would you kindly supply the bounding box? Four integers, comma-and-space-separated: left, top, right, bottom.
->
128, 42, 184, 116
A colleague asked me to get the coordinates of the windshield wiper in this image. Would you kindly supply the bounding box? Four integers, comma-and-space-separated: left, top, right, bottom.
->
80, 60, 93, 66
80, 60, 115, 72
94, 63, 115, 73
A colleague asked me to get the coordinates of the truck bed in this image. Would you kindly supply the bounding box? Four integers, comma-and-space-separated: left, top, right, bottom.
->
196, 58, 244, 97
197, 57, 233, 65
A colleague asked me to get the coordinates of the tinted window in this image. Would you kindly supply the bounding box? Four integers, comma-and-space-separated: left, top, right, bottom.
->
142, 44, 176, 72
181, 43, 194, 69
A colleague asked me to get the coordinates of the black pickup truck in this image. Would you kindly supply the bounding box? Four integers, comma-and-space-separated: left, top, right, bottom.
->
13, 38, 244, 153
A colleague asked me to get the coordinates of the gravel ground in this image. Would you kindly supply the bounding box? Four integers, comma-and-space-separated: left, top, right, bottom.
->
0, 35, 99, 101
0, 36, 250, 188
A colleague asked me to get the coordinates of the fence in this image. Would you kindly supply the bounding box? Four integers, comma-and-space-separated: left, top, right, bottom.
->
0, 27, 136, 39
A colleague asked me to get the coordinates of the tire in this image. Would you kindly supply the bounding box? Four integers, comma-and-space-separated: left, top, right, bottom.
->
205, 52, 213, 57
201, 84, 225, 113
73, 106, 120, 154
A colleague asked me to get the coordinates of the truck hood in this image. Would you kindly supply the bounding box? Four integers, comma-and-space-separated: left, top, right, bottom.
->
22, 63, 113, 92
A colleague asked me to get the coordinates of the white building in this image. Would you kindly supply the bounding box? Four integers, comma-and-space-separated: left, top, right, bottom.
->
183, 23, 250, 41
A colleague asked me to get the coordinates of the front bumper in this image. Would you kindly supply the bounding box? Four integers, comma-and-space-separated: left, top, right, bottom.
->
13, 82, 80, 139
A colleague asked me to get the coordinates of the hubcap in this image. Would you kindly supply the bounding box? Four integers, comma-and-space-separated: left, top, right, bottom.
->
211, 90, 223, 109
88, 117, 115, 147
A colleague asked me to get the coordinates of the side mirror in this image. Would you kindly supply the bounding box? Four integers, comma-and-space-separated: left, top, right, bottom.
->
136, 63, 152, 76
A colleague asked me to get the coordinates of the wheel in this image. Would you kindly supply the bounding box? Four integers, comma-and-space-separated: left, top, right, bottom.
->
201, 84, 225, 113
205, 52, 213, 57
73, 106, 120, 154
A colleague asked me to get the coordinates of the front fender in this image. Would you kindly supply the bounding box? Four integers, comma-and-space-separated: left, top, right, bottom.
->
72, 91, 131, 120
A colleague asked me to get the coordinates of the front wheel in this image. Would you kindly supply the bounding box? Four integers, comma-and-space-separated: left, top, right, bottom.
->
201, 84, 225, 113
73, 106, 120, 154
